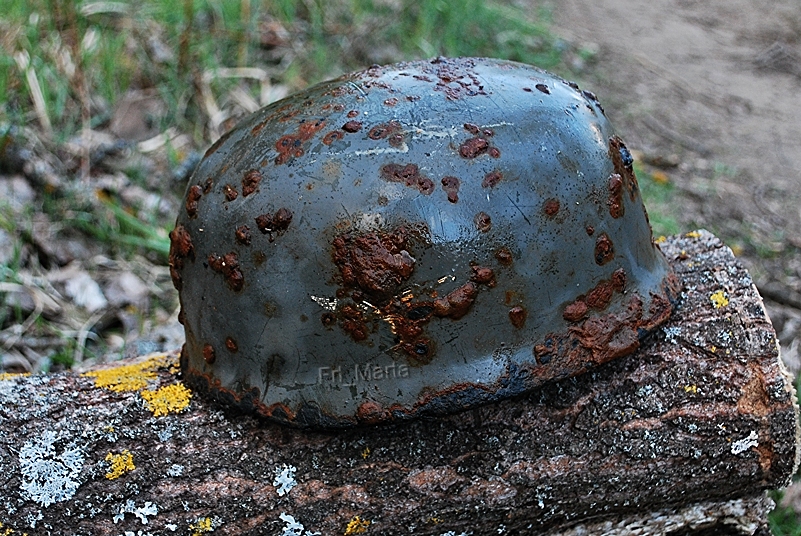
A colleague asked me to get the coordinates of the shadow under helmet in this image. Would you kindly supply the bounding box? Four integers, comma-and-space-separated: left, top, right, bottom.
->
170, 57, 681, 428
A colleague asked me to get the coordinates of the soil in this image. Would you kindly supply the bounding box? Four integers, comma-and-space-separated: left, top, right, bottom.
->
543, 0, 801, 373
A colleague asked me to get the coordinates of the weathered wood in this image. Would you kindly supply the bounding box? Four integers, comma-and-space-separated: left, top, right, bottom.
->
0, 231, 797, 535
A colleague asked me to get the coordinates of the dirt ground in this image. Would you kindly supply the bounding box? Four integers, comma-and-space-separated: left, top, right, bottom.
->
543, 0, 801, 373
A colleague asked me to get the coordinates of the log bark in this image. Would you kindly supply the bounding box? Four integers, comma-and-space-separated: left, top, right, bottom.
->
0, 231, 798, 535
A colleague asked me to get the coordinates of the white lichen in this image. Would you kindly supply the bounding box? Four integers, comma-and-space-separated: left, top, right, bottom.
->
18, 430, 85, 507
113, 500, 158, 524
279, 512, 320, 536
166, 464, 184, 477
731, 431, 759, 455
273, 464, 297, 496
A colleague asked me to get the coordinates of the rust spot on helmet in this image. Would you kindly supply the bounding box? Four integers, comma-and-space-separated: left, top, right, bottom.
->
563, 300, 588, 322
242, 169, 261, 197
368, 121, 403, 147
586, 225, 595, 236
470, 266, 496, 286
381, 163, 434, 195
441, 175, 460, 203
594, 233, 615, 265
356, 400, 388, 424
488, 147, 501, 158
274, 119, 326, 165
535, 83, 550, 94
332, 228, 415, 300
609, 136, 639, 201
482, 170, 503, 188
168, 224, 194, 290
208, 252, 244, 291
607, 173, 624, 218
340, 303, 369, 341
464, 123, 480, 135
342, 121, 362, 133
495, 247, 513, 265
509, 306, 527, 328
255, 208, 293, 239
474, 212, 492, 232
223, 184, 238, 201
203, 343, 216, 364
225, 337, 238, 353
433, 282, 478, 320
347, 110, 359, 118
383, 97, 399, 107
322, 130, 344, 145
185, 185, 202, 218
235, 225, 252, 246
544, 198, 560, 217
321, 312, 336, 327
459, 137, 489, 158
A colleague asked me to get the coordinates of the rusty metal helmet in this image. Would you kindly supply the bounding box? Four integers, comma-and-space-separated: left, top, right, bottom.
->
170, 57, 680, 428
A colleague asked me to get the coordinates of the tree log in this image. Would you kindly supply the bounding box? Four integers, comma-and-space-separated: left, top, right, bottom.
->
0, 231, 798, 535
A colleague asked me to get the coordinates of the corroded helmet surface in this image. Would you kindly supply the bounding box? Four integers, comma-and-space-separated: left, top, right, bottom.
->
171, 57, 680, 428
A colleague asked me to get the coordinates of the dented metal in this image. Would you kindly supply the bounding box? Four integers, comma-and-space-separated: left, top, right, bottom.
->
171, 57, 681, 428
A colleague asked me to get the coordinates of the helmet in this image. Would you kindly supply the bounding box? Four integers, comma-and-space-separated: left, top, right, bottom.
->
170, 57, 680, 428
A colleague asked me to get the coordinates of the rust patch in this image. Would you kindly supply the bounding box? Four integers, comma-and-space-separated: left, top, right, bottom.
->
347, 110, 359, 118
563, 301, 588, 322
464, 123, 480, 135
441, 175, 460, 203
586, 225, 595, 236
425, 57, 487, 100
275, 119, 326, 165
482, 170, 503, 188
208, 251, 244, 291
322, 130, 344, 145
543, 198, 560, 217
475, 212, 492, 233
563, 268, 629, 322
495, 247, 513, 265
609, 136, 640, 201
203, 343, 216, 364
356, 400, 388, 424
242, 169, 261, 197
433, 282, 478, 320
255, 207, 293, 240
607, 173, 624, 218
185, 184, 202, 218
381, 163, 434, 195
459, 137, 489, 158
470, 266, 496, 287
535, 83, 550, 94
332, 228, 415, 300
223, 184, 238, 201
340, 303, 369, 341
342, 121, 362, 133
383, 97, 399, 107
368, 120, 404, 147
594, 233, 615, 265
488, 147, 501, 158
168, 224, 194, 290
321, 312, 336, 327
235, 225, 252, 246
225, 337, 238, 353
509, 306, 527, 328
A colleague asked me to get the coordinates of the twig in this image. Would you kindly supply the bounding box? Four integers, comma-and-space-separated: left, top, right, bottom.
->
73, 310, 105, 364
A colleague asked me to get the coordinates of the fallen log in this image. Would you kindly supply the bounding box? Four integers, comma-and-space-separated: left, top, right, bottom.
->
0, 231, 797, 535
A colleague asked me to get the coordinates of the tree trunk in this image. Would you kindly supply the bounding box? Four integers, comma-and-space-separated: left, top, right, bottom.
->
0, 231, 797, 535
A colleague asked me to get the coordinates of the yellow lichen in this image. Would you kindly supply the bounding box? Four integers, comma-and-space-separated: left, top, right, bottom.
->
654, 235, 667, 244
684, 231, 702, 238
82, 357, 163, 392
0, 372, 30, 381
105, 449, 135, 480
190, 517, 214, 535
140, 383, 192, 417
0, 521, 28, 536
361, 447, 371, 459
684, 385, 698, 394
344, 516, 371, 535
710, 290, 729, 309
